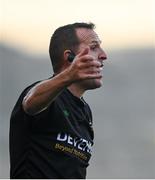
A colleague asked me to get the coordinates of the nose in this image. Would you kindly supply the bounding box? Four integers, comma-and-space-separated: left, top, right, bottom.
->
99, 49, 107, 61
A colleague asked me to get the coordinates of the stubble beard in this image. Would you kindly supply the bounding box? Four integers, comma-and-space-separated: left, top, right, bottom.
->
79, 78, 103, 91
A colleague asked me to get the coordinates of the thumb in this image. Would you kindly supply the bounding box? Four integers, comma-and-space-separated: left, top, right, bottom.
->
77, 47, 89, 57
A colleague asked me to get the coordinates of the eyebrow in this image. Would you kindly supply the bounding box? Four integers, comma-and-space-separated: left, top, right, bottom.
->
90, 40, 102, 44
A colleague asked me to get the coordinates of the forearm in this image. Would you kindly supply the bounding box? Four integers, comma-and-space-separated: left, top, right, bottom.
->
22, 70, 71, 115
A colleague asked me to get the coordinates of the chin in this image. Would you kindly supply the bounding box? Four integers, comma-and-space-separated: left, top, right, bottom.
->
91, 79, 103, 89
81, 78, 103, 90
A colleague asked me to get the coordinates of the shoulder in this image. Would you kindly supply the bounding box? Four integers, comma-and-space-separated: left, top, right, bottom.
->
18, 77, 53, 102
19, 81, 42, 101
11, 78, 51, 116
10, 81, 41, 117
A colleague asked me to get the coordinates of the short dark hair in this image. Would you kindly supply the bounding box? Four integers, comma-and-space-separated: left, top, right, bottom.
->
49, 22, 95, 73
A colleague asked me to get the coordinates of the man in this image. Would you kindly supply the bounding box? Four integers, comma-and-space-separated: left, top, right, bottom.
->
9, 22, 107, 179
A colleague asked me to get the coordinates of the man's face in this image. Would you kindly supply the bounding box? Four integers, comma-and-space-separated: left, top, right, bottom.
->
75, 28, 107, 90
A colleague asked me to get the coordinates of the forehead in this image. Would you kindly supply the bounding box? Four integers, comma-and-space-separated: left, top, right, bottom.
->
76, 28, 101, 44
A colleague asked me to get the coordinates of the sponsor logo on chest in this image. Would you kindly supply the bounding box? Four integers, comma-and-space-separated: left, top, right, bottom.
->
56, 132, 92, 154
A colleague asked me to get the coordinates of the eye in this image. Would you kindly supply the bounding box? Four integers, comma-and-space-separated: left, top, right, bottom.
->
90, 44, 97, 50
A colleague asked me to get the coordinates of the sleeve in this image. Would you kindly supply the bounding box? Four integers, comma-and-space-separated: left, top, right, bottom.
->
11, 81, 41, 118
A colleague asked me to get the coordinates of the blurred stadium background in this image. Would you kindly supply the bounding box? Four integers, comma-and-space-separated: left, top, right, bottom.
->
0, 0, 155, 178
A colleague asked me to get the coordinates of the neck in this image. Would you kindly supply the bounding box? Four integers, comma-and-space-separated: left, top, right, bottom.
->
67, 84, 85, 98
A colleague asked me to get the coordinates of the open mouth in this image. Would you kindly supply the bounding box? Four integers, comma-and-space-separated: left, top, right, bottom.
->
100, 63, 104, 67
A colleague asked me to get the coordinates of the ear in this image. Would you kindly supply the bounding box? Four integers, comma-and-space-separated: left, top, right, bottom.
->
63, 50, 72, 62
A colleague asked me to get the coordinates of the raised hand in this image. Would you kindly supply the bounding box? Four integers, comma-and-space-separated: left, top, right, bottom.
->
66, 47, 102, 83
